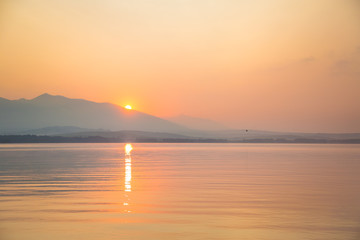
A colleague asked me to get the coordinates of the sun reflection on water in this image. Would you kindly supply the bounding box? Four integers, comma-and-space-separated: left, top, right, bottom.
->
124, 144, 132, 192
124, 144, 132, 212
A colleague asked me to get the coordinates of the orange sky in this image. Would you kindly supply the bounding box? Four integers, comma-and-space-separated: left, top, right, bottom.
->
0, 0, 359, 132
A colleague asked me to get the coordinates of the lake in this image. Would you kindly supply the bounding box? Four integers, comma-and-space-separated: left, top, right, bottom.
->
0, 143, 359, 240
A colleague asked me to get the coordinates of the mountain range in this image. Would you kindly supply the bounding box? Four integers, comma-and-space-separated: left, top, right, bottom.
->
166, 115, 229, 131
1, 94, 359, 143
0, 93, 188, 134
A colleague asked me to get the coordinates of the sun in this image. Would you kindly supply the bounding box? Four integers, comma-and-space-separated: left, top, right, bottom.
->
125, 105, 132, 110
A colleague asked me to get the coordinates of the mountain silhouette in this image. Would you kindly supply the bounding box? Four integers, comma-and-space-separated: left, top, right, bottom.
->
167, 114, 229, 131
0, 93, 188, 134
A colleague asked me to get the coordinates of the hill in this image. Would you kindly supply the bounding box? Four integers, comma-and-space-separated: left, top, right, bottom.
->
0, 93, 188, 134
166, 115, 229, 131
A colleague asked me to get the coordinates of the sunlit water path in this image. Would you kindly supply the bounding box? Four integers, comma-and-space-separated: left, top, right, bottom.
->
0, 143, 359, 240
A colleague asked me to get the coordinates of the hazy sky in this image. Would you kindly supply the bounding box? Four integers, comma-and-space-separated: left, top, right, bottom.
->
1, 0, 359, 132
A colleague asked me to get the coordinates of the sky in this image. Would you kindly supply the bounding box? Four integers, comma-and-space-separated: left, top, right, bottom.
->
0, 0, 359, 133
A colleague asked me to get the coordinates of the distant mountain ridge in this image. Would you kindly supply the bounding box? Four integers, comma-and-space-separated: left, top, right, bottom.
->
10, 126, 99, 135
1, 94, 360, 144
0, 93, 188, 134
166, 114, 229, 131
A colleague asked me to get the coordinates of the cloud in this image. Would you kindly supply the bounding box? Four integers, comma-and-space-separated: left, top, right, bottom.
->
331, 58, 360, 78
333, 60, 350, 69
354, 46, 360, 56
331, 59, 350, 76
300, 57, 315, 63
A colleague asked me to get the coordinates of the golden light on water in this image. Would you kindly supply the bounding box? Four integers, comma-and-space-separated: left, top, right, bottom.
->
125, 105, 132, 110
124, 144, 132, 192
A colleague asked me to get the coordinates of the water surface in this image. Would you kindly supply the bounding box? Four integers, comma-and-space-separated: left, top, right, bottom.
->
0, 143, 359, 240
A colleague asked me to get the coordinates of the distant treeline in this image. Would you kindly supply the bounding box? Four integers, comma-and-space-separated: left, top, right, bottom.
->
0, 135, 359, 144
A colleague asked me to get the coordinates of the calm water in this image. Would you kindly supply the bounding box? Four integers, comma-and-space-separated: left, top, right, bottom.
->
0, 143, 359, 240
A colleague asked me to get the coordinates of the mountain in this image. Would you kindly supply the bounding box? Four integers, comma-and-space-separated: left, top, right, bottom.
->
1, 93, 359, 143
11, 126, 99, 135
166, 115, 229, 131
57, 130, 199, 142
0, 93, 189, 134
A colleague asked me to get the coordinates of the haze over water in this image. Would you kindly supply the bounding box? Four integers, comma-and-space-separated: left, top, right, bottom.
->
0, 143, 359, 240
